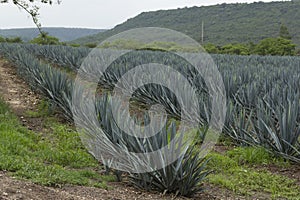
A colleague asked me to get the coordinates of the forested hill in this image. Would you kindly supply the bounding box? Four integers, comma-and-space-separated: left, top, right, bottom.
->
72, 1, 300, 47
0, 27, 105, 42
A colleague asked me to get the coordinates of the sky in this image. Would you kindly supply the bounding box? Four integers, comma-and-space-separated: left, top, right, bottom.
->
0, 0, 284, 29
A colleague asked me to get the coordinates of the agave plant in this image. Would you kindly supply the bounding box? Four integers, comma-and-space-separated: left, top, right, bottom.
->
68, 78, 210, 196
22, 43, 90, 71
252, 99, 300, 162
130, 147, 211, 197
2, 41, 300, 182
0, 44, 74, 120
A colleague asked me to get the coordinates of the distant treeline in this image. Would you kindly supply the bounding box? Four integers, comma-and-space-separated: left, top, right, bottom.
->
0, 28, 104, 42
0, 36, 23, 43
204, 37, 297, 56
1, 34, 298, 56
81, 37, 298, 56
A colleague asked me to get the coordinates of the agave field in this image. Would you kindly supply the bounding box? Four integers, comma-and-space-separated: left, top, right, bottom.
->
0, 43, 300, 197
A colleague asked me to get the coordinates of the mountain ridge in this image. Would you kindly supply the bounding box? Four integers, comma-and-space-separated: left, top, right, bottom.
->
72, 1, 300, 47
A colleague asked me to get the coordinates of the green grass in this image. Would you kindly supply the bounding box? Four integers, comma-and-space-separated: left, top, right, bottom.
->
207, 148, 300, 199
24, 99, 53, 118
0, 98, 115, 188
226, 146, 289, 166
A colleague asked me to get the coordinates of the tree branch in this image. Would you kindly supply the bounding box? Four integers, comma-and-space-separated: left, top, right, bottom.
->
1, 0, 61, 36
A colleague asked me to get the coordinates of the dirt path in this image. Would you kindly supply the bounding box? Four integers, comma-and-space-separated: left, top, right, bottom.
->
0, 58, 44, 132
0, 171, 191, 200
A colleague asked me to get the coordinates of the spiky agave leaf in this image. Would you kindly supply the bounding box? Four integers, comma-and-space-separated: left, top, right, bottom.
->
130, 146, 211, 197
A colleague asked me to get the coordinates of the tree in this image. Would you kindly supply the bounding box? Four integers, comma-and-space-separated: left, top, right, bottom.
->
254, 37, 296, 56
0, 36, 5, 43
0, 36, 23, 43
30, 33, 60, 45
70, 43, 81, 48
6, 37, 23, 43
85, 43, 97, 48
247, 42, 256, 54
221, 43, 250, 55
279, 24, 292, 40
0, 0, 61, 34
203, 43, 219, 54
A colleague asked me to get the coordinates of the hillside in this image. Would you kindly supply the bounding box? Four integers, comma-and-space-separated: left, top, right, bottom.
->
72, 1, 300, 47
0, 27, 106, 42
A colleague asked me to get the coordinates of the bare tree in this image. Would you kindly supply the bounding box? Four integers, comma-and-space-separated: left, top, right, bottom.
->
1, 0, 61, 35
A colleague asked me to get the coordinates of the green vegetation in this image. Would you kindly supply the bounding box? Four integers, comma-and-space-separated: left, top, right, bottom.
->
25, 99, 53, 118
220, 43, 250, 55
204, 37, 296, 56
0, 98, 114, 187
198, 26, 296, 55
2, 43, 300, 163
0, 36, 23, 43
131, 147, 211, 197
204, 43, 252, 55
0, 27, 105, 42
279, 23, 292, 40
70, 43, 81, 48
97, 39, 202, 52
1, 93, 299, 198
208, 150, 300, 199
72, 1, 300, 48
0, 42, 212, 197
84, 43, 97, 48
226, 147, 285, 166
79, 20, 298, 56
254, 37, 296, 56
1, 42, 300, 197
1, 0, 300, 199
30, 33, 61, 45
93, 37, 296, 56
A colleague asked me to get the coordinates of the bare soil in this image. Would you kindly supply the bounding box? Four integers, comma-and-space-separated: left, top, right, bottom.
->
0, 59, 43, 132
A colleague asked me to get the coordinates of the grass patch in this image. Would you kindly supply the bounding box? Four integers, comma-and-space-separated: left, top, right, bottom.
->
0, 98, 115, 188
24, 99, 53, 118
226, 146, 289, 166
207, 149, 300, 199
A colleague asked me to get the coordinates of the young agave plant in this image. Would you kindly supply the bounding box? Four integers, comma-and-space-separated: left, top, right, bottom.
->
253, 99, 300, 162
70, 87, 211, 197
130, 147, 211, 197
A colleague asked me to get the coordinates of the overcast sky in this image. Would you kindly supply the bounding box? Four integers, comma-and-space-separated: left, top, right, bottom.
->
0, 0, 283, 29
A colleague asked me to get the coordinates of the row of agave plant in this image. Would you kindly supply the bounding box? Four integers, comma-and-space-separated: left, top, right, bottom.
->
0, 43, 212, 196
220, 55, 300, 162
22, 44, 90, 71
0, 43, 300, 195
21, 43, 300, 162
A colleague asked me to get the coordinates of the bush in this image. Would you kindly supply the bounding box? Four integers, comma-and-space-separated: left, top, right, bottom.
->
70, 43, 81, 47
221, 43, 250, 55
0, 36, 5, 43
0, 36, 23, 43
254, 37, 296, 56
85, 43, 97, 48
31, 33, 60, 45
